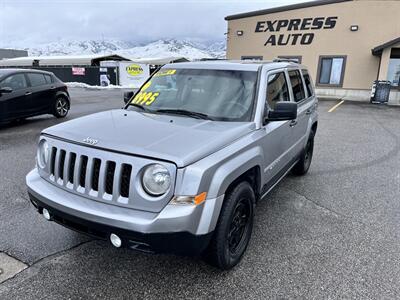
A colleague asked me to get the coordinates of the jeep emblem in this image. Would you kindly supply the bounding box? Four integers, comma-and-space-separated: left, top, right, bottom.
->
83, 137, 98, 145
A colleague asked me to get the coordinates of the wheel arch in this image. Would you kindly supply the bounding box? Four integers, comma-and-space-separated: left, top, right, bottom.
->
206, 146, 264, 200
55, 91, 70, 107
311, 121, 318, 134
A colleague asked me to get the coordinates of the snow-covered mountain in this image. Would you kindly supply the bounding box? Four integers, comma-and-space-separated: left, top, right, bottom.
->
27, 40, 134, 56
119, 39, 225, 60
19, 39, 226, 60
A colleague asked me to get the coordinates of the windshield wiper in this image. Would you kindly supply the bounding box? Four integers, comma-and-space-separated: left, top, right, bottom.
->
155, 109, 212, 120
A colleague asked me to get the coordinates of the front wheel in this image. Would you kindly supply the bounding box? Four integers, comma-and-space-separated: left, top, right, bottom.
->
205, 181, 255, 270
53, 97, 69, 118
292, 130, 315, 176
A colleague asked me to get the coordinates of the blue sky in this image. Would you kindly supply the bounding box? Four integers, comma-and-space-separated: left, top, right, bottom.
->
0, 0, 312, 46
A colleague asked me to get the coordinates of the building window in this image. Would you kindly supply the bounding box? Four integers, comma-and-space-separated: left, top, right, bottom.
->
317, 56, 346, 87
387, 48, 400, 87
278, 56, 302, 64
241, 56, 263, 61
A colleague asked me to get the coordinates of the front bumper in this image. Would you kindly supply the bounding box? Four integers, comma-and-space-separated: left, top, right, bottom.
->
27, 169, 224, 255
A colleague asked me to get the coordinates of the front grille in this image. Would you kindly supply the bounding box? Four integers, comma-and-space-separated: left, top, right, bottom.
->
79, 156, 88, 187
40, 137, 176, 212
68, 153, 76, 184
50, 147, 57, 175
91, 158, 101, 191
58, 150, 66, 180
105, 161, 116, 194
120, 164, 132, 198
47, 147, 134, 200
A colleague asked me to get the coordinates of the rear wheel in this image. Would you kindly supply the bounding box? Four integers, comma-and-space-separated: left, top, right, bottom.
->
292, 130, 315, 176
53, 97, 69, 118
205, 181, 255, 270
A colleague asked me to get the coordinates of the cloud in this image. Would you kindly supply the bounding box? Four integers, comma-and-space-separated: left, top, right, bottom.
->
0, 0, 309, 47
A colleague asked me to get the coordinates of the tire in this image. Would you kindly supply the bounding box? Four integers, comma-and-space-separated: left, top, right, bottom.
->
205, 181, 255, 270
292, 130, 315, 176
53, 97, 69, 118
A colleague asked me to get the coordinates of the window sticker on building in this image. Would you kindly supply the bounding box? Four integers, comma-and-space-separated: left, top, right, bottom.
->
72, 67, 85, 76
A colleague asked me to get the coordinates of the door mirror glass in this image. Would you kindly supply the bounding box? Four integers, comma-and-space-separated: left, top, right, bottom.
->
266, 102, 297, 122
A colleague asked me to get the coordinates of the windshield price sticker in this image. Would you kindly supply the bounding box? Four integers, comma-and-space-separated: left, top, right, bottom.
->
154, 69, 177, 77
131, 92, 160, 106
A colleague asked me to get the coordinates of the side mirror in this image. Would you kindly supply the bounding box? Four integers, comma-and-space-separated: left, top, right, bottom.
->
0, 87, 13, 96
123, 91, 134, 104
265, 102, 297, 123
123, 89, 138, 104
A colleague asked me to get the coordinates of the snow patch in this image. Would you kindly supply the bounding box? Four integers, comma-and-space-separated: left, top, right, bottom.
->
66, 82, 130, 89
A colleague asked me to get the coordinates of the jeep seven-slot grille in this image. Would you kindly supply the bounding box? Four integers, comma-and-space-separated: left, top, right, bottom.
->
105, 161, 116, 194
92, 158, 101, 191
49, 147, 133, 199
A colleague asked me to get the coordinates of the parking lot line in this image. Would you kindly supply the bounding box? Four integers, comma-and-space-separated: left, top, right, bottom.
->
328, 100, 345, 113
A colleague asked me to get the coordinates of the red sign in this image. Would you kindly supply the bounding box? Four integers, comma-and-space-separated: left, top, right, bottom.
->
72, 67, 85, 76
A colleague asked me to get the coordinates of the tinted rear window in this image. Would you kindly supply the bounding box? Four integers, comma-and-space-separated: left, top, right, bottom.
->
27, 73, 47, 87
302, 70, 314, 97
44, 74, 53, 84
288, 70, 306, 102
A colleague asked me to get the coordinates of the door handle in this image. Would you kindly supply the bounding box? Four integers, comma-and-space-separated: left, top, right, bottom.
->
25, 91, 32, 95
290, 120, 298, 127
50, 86, 56, 90
305, 109, 312, 115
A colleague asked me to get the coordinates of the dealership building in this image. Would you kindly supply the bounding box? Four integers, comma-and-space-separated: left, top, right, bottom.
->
225, 0, 400, 104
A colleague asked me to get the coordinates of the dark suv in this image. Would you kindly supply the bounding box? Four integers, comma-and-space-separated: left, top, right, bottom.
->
0, 69, 70, 123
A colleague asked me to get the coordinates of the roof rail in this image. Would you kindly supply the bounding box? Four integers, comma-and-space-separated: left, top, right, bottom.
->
272, 58, 299, 63
198, 58, 227, 61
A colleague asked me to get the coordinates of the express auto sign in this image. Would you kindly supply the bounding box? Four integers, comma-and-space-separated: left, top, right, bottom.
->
255, 17, 338, 46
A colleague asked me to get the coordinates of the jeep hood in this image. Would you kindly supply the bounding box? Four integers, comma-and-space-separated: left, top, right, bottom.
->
42, 109, 256, 167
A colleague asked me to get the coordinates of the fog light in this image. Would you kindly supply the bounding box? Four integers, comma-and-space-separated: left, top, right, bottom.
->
110, 233, 122, 248
42, 208, 51, 220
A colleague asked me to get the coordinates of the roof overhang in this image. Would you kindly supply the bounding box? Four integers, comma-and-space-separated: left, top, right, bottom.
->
372, 37, 400, 56
225, 0, 353, 21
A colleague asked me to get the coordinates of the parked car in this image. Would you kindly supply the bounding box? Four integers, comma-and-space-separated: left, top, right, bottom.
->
26, 61, 318, 270
0, 69, 70, 123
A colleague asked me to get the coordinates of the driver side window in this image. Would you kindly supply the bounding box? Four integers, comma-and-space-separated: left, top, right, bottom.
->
266, 72, 289, 110
0, 73, 28, 91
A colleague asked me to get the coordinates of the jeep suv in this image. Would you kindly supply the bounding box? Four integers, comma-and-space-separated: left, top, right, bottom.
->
26, 61, 318, 270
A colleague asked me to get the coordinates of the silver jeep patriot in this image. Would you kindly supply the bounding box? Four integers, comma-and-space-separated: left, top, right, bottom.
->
26, 60, 318, 270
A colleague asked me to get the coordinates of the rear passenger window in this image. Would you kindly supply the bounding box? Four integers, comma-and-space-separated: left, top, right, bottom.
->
27, 73, 47, 87
44, 74, 52, 84
266, 72, 289, 110
288, 70, 306, 102
302, 70, 314, 97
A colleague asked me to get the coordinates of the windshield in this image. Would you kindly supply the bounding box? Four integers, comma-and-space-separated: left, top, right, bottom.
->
126, 68, 258, 121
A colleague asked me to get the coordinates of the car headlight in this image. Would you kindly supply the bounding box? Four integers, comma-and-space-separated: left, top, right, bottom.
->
37, 139, 50, 169
142, 164, 171, 196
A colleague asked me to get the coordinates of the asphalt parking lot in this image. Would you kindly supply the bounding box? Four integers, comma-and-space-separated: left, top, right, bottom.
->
0, 88, 399, 299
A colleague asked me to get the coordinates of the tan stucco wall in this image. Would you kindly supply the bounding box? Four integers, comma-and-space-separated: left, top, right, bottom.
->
378, 48, 392, 81
226, 0, 400, 90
